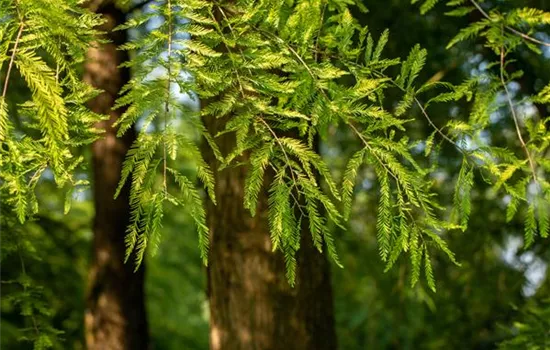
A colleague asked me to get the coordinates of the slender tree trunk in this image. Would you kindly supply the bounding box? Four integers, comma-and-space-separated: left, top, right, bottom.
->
83, 2, 149, 349
203, 115, 337, 350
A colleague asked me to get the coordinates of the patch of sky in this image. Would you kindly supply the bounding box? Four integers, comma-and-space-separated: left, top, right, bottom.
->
127, 2, 199, 133
537, 32, 550, 58
500, 235, 547, 297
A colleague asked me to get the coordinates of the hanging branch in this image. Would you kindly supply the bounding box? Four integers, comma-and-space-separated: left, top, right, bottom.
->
499, 26, 538, 184
470, 0, 550, 47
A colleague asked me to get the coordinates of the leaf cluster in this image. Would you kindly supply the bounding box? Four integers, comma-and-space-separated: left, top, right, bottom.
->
0, 0, 105, 223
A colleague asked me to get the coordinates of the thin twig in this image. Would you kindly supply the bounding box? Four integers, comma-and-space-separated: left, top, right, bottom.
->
209, 5, 251, 101
163, 0, 173, 195
370, 70, 463, 152
499, 26, 538, 183
257, 115, 302, 194
470, 0, 550, 47
347, 122, 401, 185
305, 45, 465, 154
2, 23, 24, 99
267, 163, 308, 219
414, 97, 461, 151
371, 69, 464, 153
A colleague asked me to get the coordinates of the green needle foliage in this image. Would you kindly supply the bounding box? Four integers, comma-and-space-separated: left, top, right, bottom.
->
0, 2, 104, 348
2, 0, 549, 291
1, 0, 549, 348
0, 0, 105, 222
2, 216, 62, 350
420, 0, 550, 246
109, 0, 550, 289
116, 0, 446, 286
499, 298, 550, 350
112, 0, 217, 267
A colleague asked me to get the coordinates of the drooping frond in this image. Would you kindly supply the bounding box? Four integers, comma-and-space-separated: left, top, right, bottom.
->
3, 0, 548, 295
113, 0, 217, 266
108, 0, 548, 288
0, 0, 104, 223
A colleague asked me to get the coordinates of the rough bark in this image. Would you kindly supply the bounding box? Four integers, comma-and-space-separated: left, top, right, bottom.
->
203, 115, 337, 350
83, 3, 149, 349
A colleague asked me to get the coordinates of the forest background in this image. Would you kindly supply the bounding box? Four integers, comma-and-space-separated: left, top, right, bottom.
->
1, 0, 550, 349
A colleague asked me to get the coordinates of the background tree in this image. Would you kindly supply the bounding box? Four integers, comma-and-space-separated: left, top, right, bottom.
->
82, 1, 149, 349
1, 0, 104, 348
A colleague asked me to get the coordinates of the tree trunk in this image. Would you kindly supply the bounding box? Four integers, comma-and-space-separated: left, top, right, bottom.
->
83, 2, 149, 349
203, 115, 337, 350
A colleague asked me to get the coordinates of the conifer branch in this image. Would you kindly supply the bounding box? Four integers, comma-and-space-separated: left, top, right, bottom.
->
306, 47, 466, 155
414, 96, 460, 149
211, 7, 301, 199
347, 122, 399, 185
257, 115, 305, 216
282, 34, 464, 160
257, 28, 426, 193
268, 162, 308, 219
370, 68, 466, 154
347, 121, 434, 221
470, 0, 550, 47
209, 6, 247, 95
499, 29, 538, 184
256, 26, 441, 234
213, 4, 315, 220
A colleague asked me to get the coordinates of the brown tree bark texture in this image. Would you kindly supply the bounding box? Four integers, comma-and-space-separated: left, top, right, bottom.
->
83, 2, 148, 349
203, 116, 337, 350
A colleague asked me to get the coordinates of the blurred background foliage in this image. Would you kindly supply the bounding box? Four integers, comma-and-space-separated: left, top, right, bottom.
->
1, 0, 549, 349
